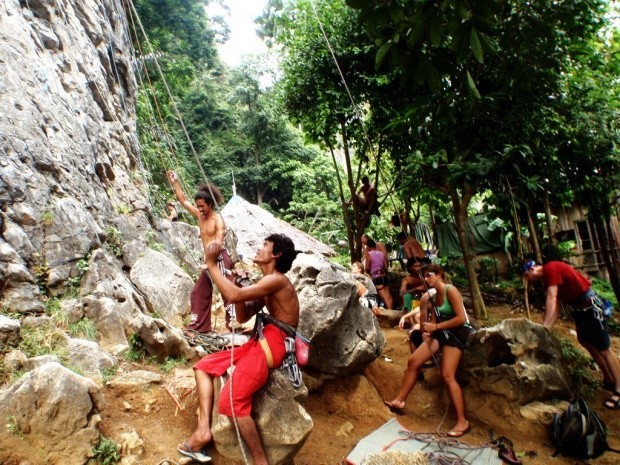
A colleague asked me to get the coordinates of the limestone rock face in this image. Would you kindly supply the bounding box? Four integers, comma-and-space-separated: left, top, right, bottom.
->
0, 362, 103, 465
460, 318, 572, 409
289, 253, 386, 376
0, 0, 145, 308
0, 314, 21, 348
129, 247, 194, 327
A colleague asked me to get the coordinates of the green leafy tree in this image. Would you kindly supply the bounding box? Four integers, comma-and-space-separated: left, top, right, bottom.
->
347, 0, 609, 318
260, 0, 394, 261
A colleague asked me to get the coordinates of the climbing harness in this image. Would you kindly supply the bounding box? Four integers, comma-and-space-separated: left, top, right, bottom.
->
254, 311, 305, 388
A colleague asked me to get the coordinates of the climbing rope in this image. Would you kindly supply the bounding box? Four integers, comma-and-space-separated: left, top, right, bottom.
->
390, 430, 490, 465
308, 0, 400, 214
183, 330, 232, 353
121, 4, 251, 462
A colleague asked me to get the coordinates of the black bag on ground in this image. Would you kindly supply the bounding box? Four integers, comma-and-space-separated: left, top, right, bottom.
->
550, 399, 608, 459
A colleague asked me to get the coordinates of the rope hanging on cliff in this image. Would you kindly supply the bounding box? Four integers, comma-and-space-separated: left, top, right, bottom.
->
123, 0, 223, 212
122, 3, 250, 464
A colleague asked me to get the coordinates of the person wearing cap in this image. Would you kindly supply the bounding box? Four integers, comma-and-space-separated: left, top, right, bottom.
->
520, 259, 620, 410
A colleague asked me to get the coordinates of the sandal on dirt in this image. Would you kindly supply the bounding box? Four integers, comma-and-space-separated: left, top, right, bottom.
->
177, 442, 212, 463
498, 445, 522, 465
603, 391, 620, 410
383, 400, 405, 416
492, 436, 521, 465
447, 422, 471, 438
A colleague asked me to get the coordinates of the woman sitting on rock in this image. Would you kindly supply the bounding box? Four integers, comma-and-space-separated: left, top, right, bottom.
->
383, 264, 472, 437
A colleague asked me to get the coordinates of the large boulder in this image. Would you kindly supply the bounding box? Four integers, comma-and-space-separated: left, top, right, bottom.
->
0, 238, 45, 314
460, 318, 572, 413
0, 362, 103, 465
289, 253, 385, 376
212, 369, 312, 464
129, 247, 194, 327
129, 313, 195, 362
66, 337, 117, 381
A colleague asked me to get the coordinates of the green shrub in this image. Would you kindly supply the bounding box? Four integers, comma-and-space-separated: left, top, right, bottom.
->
158, 356, 185, 374
91, 436, 120, 465
559, 337, 598, 399
104, 227, 124, 258
101, 368, 117, 384
5, 416, 24, 438
591, 278, 617, 307
477, 257, 499, 283
124, 334, 145, 362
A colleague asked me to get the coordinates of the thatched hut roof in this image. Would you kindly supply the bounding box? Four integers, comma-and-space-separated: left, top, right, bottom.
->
221, 195, 336, 259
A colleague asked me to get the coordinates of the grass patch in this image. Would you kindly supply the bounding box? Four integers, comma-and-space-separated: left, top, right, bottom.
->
124, 334, 146, 363
5, 416, 24, 438
157, 356, 185, 374
69, 318, 98, 341
101, 367, 117, 384
18, 327, 69, 362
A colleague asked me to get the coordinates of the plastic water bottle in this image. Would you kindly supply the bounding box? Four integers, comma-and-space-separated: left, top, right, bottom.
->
603, 299, 614, 318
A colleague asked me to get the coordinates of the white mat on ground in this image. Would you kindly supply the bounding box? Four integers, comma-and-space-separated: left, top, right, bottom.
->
346, 418, 503, 465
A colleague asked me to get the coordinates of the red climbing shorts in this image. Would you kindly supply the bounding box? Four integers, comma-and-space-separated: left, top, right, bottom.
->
193, 324, 287, 417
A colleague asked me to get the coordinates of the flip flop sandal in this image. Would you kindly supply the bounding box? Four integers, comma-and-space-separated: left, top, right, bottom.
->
177, 442, 212, 463
383, 400, 405, 416
603, 391, 620, 410
498, 445, 522, 465
447, 423, 471, 438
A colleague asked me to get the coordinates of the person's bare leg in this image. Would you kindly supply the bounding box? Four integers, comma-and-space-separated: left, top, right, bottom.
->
581, 341, 612, 380
183, 369, 214, 451
388, 339, 438, 408
236, 416, 269, 465
441, 346, 468, 432
377, 285, 393, 310
598, 348, 620, 392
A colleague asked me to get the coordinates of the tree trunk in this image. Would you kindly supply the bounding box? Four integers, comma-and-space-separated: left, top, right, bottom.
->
340, 121, 374, 259
329, 145, 356, 261
525, 203, 543, 263
254, 146, 262, 206
605, 218, 620, 304
450, 185, 487, 319
543, 191, 555, 250
403, 197, 413, 235
594, 216, 620, 304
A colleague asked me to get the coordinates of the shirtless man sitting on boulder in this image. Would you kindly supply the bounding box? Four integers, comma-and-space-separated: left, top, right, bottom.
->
178, 233, 300, 465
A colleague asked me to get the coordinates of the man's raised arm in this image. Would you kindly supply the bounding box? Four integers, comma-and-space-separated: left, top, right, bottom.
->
166, 170, 199, 218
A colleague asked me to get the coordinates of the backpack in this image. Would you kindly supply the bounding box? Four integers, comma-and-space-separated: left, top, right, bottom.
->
550, 399, 609, 459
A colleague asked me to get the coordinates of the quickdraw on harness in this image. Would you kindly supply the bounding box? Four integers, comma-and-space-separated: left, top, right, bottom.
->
253, 311, 304, 388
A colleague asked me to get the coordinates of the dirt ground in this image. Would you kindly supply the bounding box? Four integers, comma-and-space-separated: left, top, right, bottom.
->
96, 305, 620, 465
2, 305, 619, 465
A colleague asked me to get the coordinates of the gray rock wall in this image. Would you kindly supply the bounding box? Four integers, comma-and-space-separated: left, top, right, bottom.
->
1, 0, 148, 309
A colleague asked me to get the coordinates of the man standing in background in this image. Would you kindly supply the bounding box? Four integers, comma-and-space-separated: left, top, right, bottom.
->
167, 170, 234, 333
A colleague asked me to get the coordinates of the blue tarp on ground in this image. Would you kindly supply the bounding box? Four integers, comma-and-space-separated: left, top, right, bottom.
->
436, 214, 504, 258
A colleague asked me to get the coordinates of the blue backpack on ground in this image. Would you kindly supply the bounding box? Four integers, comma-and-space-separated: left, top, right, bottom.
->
550, 399, 616, 459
